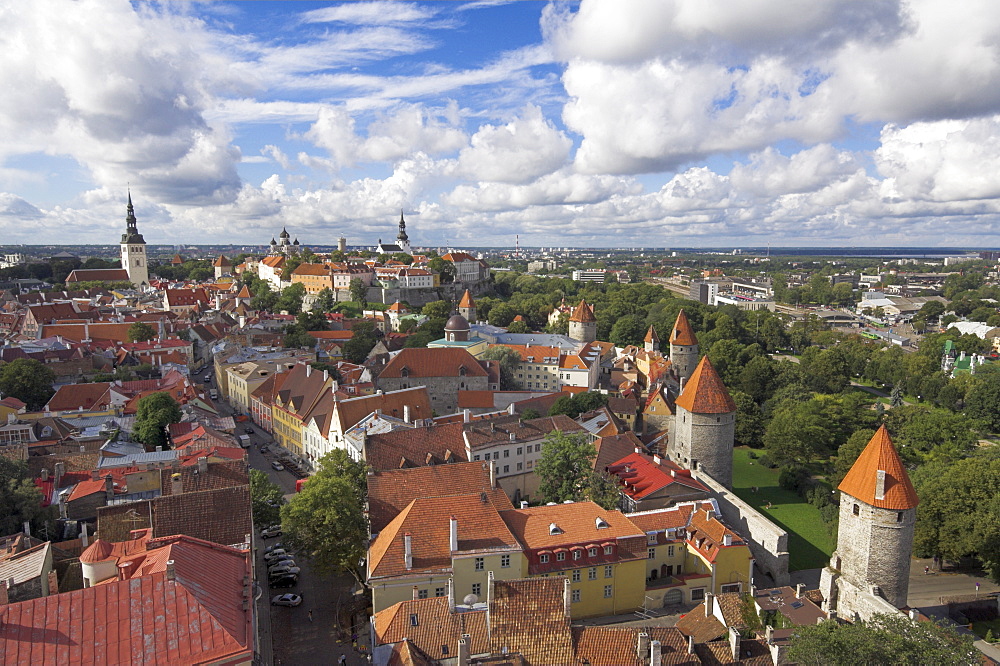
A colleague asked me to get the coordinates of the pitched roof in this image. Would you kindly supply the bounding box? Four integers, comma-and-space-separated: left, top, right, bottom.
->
333, 387, 432, 433
644, 325, 660, 343
837, 425, 918, 510
45, 382, 112, 412
572, 626, 697, 666
500, 501, 642, 550
373, 598, 488, 661
212, 255, 231, 267
379, 347, 488, 380
605, 452, 709, 500
152, 484, 253, 548
367, 461, 510, 533
458, 289, 475, 308
673, 356, 735, 414
462, 415, 584, 451
669, 309, 698, 346
364, 421, 470, 474
674, 603, 727, 643
569, 299, 596, 323
489, 578, 574, 665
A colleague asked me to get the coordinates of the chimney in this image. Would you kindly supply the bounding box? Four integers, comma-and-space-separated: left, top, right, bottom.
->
489, 463, 496, 489
54, 462, 64, 487
91, 469, 100, 482
323, 369, 329, 382
765, 625, 774, 644
47, 570, 58, 595
404, 404, 411, 424
796, 583, 806, 598
80, 522, 88, 548
412, 585, 419, 600
306, 364, 312, 377
104, 475, 114, 501
875, 469, 886, 501
404, 533, 412, 570
728, 626, 741, 661
687, 634, 695, 655
723, 533, 733, 546
908, 608, 919, 621
520, 501, 528, 509
117, 561, 133, 582
0, 580, 7, 606
637, 633, 650, 661
450, 516, 458, 552
509, 432, 515, 441
563, 578, 572, 618
448, 577, 455, 611
171, 472, 183, 495
165, 560, 176, 582
463, 409, 471, 423
653, 454, 661, 465
197, 456, 208, 474
705, 592, 715, 617
650, 639, 662, 666
40, 468, 48, 482
457, 637, 470, 666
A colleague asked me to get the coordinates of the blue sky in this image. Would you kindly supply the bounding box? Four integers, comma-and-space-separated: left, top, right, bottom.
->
3, 1, 1000, 248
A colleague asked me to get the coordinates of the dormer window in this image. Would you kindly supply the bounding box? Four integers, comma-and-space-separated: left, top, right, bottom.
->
459, 366, 467, 377
548, 522, 562, 535
400, 367, 409, 378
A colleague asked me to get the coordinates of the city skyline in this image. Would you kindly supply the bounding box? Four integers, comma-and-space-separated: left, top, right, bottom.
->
3, 0, 1000, 248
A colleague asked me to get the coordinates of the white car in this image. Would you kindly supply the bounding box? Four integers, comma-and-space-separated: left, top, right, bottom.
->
271, 593, 302, 607
271, 461, 285, 471
261, 525, 282, 539
263, 549, 289, 563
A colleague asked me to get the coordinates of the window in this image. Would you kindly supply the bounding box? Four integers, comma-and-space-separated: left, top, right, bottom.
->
588, 547, 597, 557
493, 452, 500, 460
472, 583, 481, 597
605, 565, 613, 578
516, 447, 522, 455
691, 588, 705, 601
410, 614, 419, 627
604, 585, 613, 598
535, 443, 541, 452
573, 550, 582, 560
516, 462, 523, 471
527, 461, 533, 470
504, 449, 510, 458
475, 557, 484, 571
539, 554, 549, 563
571, 589, 581, 603
896, 512, 903, 523
853, 504, 860, 516
503, 465, 509, 473
604, 545, 613, 555
588, 567, 597, 580
572, 570, 581, 582
721, 583, 742, 593
556, 552, 566, 561
473, 455, 480, 461
418, 589, 428, 599
501, 555, 510, 568
435, 587, 445, 597
667, 545, 675, 557
648, 548, 656, 559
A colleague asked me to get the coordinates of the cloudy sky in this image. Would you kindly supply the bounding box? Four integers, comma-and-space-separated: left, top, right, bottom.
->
2, 0, 1000, 248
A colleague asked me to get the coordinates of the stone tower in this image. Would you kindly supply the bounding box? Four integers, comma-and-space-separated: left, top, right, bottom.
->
644, 325, 660, 353
396, 211, 412, 255
669, 309, 699, 384
458, 289, 477, 323
119, 192, 148, 288
568, 299, 597, 343
820, 426, 918, 618
669, 356, 735, 488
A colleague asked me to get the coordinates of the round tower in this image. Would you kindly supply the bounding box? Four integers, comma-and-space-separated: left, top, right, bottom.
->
445, 313, 471, 342
80, 538, 117, 587
669, 309, 698, 383
669, 356, 735, 488
828, 425, 918, 612
568, 299, 597, 343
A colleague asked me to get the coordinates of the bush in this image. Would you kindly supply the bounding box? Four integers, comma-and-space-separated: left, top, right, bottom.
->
778, 465, 810, 493
757, 454, 777, 469
820, 503, 839, 533
747, 450, 758, 460
807, 486, 833, 509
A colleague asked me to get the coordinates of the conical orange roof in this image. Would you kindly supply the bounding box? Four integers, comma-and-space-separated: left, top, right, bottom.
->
212, 254, 231, 267
644, 325, 659, 343
80, 538, 115, 563
459, 289, 475, 309
569, 299, 596, 323
673, 356, 735, 414
237, 284, 252, 299
670, 309, 697, 346
838, 425, 918, 510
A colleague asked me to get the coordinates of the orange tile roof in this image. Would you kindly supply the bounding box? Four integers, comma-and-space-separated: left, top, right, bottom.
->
374, 598, 488, 661
334, 387, 432, 433
673, 356, 735, 414
261, 255, 285, 268
496, 343, 562, 363
644, 325, 660, 343
236, 284, 252, 299
291, 262, 330, 276
458, 289, 475, 308
380, 347, 488, 379
212, 254, 231, 267
46, 382, 112, 412
569, 299, 596, 323
489, 578, 574, 665
363, 421, 470, 474
669, 309, 698, 346
500, 501, 642, 550
79, 538, 115, 563
837, 425, 918, 510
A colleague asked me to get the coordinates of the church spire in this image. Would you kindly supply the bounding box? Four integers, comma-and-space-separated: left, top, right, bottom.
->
397, 210, 409, 242
121, 190, 144, 244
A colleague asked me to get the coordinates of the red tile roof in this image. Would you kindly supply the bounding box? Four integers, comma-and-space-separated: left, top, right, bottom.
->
64, 268, 130, 283
645, 325, 660, 343
380, 347, 488, 379
670, 309, 698, 346
374, 598, 488, 661
459, 289, 475, 308
673, 356, 735, 414
364, 421, 470, 473
45, 382, 112, 412
333, 387, 432, 433
212, 255, 231, 267
569, 299, 596, 323
606, 452, 708, 500
837, 425, 918, 510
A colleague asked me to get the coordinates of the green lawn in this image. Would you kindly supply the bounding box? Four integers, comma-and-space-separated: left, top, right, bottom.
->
972, 618, 1000, 641
731, 448, 835, 571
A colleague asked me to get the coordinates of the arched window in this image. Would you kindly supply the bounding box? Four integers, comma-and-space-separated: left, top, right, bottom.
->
400, 367, 409, 378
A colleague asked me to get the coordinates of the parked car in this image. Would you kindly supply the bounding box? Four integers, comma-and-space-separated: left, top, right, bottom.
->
245, 426, 254, 435
260, 445, 270, 454
271, 593, 302, 607
266, 556, 295, 570
261, 525, 282, 539
264, 542, 286, 554
269, 574, 298, 588
263, 549, 289, 563
268, 564, 300, 577
271, 461, 284, 471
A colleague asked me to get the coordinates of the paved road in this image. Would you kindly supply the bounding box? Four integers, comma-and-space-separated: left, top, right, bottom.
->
907, 557, 1000, 607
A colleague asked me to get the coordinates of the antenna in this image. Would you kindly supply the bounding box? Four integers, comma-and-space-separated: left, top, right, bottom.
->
515, 234, 520, 258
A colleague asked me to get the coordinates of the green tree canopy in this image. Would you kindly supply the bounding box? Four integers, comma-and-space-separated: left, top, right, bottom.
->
250, 469, 285, 528
609, 314, 647, 347
342, 320, 378, 363
349, 278, 368, 309
535, 431, 597, 504
127, 321, 157, 343
275, 282, 306, 315
132, 392, 182, 450
787, 613, 977, 666
481, 345, 521, 390
313, 287, 336, 313
0, 358, 56, 410
280, 449, 368, 581
421, 300, 452, 319
0, 457, 56, 536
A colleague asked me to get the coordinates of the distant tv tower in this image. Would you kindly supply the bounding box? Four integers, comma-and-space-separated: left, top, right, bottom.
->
515, 234, 520, 257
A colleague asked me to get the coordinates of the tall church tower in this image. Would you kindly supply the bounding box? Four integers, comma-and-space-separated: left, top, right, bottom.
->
458, 289, 477, 323
644, 325, 660, 353
397, 211, 412, 255
568, 299, 597, 343
669, 356, 736, 488
820, 426, 918, 618
669, 309, 699, 384
119, 192, 148, 288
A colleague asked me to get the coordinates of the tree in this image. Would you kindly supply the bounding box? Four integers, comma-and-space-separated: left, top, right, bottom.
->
250, 281, 278, 311
314, 287, 336, 313
280, 449, 368, 582
964, 366, 1000, 432
342, 320, 378, 363
250, 469, 285, 528
831, 428, 876, 487
506, 320, 530, 333
421, 300, 452, 319
127, 322, 156, 343
535, 431, 597, 504
481, 345, 521, 390
349, 278, 367, 309
132, 392, 182, 450
609, 314, 647, 347
275, 282, 306, 315
429, 257, 456, 283
0, 358, 56, 410
283, 325, 316, 350
787, 613, 977, 666
587, 472, 622, 510
732, 390, 765, 449
0, 457, 56, 537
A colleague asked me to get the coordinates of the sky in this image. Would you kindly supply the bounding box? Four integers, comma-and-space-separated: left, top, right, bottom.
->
3, 0, 1000, 249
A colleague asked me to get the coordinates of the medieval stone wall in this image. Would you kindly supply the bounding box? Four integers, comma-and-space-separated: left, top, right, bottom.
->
671, 408, 735, 489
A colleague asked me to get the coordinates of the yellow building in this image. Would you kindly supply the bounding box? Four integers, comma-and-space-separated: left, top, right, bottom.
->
499, 501, 647, 619
629, 501, 754, 610
290, 263, 334, 294
367, 493, 524, 613
271, 363, 332, 455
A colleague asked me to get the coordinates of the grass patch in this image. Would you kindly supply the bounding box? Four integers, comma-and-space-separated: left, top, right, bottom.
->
731, 448, 835, 571
972, 618, 1000, 641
